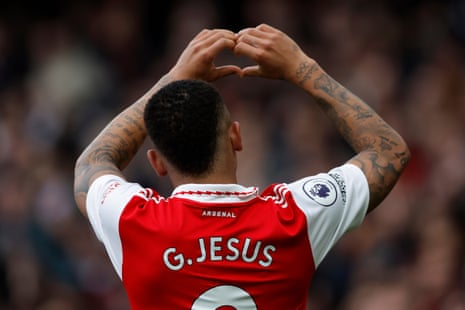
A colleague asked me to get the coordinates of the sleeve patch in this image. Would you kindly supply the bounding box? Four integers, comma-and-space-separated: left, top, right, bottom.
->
329, 172, 347, 203
302, 178, 338, 207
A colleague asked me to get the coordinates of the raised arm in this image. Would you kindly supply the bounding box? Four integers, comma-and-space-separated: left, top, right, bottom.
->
235, 24, 410, 212
74, 29, 241, 216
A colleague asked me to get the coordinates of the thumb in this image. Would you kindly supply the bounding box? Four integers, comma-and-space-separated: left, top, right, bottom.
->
241, 65, 261, 78
214, 65, 242, 79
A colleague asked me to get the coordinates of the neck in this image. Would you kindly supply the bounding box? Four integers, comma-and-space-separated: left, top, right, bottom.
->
170, 171, 238, 188
169, 153, 238, 187
169, 132, 240, 187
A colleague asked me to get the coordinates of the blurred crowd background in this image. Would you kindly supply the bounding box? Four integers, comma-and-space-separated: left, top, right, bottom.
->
1, 0, 465, 309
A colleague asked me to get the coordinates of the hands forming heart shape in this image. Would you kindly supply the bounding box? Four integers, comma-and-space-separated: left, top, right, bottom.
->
168, 23, 315, 84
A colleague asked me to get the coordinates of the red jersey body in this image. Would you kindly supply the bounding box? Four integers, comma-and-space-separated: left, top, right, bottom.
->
86, 164, 369, 309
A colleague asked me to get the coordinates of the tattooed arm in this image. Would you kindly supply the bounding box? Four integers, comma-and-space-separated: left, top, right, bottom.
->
74, 29, 240, 216
295, 63, 410, 212
73, 77, 169, 216
235, 24, 410, 212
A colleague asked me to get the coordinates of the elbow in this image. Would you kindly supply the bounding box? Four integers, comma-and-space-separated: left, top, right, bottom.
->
74, 149, 86, 172
377, 133, 411, 177
73, 155, 87, 185
398, 137, 411, 172
73, 155, 91, 217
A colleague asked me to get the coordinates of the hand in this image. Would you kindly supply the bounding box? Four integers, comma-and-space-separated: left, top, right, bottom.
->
169, 29, 242, 82
234, 24, 312, 82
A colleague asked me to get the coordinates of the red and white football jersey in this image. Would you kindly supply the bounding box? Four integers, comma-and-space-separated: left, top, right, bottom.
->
86, 164, 369, 309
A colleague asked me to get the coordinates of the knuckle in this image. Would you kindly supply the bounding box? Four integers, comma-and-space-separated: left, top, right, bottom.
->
269, 33, 280, 42
262, 41, 273, 50
199, 52, 212, 63
191, 43, 202, 53
255, 49, 266, 60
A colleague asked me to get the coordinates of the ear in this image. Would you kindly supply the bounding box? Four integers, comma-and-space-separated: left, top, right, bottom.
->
147, 149, 168, 176
230, 121, 243, 151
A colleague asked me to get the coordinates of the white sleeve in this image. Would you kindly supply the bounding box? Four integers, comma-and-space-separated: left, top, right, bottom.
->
287, 164, 369, 267
86, 174, 145, 279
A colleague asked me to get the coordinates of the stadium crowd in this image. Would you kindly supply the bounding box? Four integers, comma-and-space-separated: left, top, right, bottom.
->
0, 0, 464, 309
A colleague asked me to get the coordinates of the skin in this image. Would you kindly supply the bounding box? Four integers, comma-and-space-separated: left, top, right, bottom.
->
234, 24, 411, 212
74, 29, 241, 216
74, 24, 410, 217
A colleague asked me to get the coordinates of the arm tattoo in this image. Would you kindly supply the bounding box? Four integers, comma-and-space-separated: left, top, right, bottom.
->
307, 69, 410, 210
75, 73, 174, 184
74, 110, 146, 197
74, 78, 164, 198
74, 73, 182, 214
296, 62, 318, 85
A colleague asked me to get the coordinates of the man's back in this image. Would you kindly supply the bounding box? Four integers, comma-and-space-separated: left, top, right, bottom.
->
122, 183, 313, 309
87, 164, 369, 309
75, 25, 409, 309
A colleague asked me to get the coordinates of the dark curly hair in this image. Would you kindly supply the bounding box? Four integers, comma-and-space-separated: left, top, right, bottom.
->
144, 79, 229, 177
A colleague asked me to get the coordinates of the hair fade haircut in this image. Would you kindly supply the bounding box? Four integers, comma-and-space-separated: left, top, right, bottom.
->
144, 79, 227, 176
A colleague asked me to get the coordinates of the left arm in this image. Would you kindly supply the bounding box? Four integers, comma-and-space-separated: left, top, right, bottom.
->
74, 29, 240, 217
234, 24, 410, 213
73, 76, 170, 216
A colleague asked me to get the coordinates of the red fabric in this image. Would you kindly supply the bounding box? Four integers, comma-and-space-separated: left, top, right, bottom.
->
119, 184, 315, 309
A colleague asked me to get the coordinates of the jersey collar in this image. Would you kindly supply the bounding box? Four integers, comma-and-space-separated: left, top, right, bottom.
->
171, 183, 259, 203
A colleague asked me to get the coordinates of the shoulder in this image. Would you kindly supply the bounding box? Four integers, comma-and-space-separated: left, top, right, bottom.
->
287, 164, 369, 208
282, 164, 370, 267
86, 175, 161, 236
87, 175, 157, 207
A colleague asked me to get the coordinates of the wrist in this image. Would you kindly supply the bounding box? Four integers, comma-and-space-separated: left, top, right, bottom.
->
290, 58, 321, 87
165, 70, 186, 82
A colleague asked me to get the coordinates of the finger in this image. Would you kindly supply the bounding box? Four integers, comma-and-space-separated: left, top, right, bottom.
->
192, 31, 237, 54
202, 29, 237, 43
237, 27, 272, 41
189, 29, 236, 51
195, 28, 235, 41
188, 29, 215, 47
255, 23, 279, 33
214, 65, 242, 80
241, 65, 261, 78
194, 29, 212, 40
206, 37, 236, 58
233, 41, 261, 58
237, 27, 256, 35
236, 34, 268, 48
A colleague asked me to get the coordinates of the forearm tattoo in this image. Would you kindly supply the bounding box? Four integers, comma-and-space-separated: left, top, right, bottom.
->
74, 92, 147, 196
296, 62, 318, 85
296, 61, 410, 209
75, 74, 175, 200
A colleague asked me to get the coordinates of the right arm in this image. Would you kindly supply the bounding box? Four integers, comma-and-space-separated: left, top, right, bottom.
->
235, 24, 410, 213
74, 29, 240, 216
295, 62, 410, 212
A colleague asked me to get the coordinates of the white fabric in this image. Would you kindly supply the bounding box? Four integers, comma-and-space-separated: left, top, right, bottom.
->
86, 163, 369, 277
86, 175, 144, 278
287, 163, 369, 266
